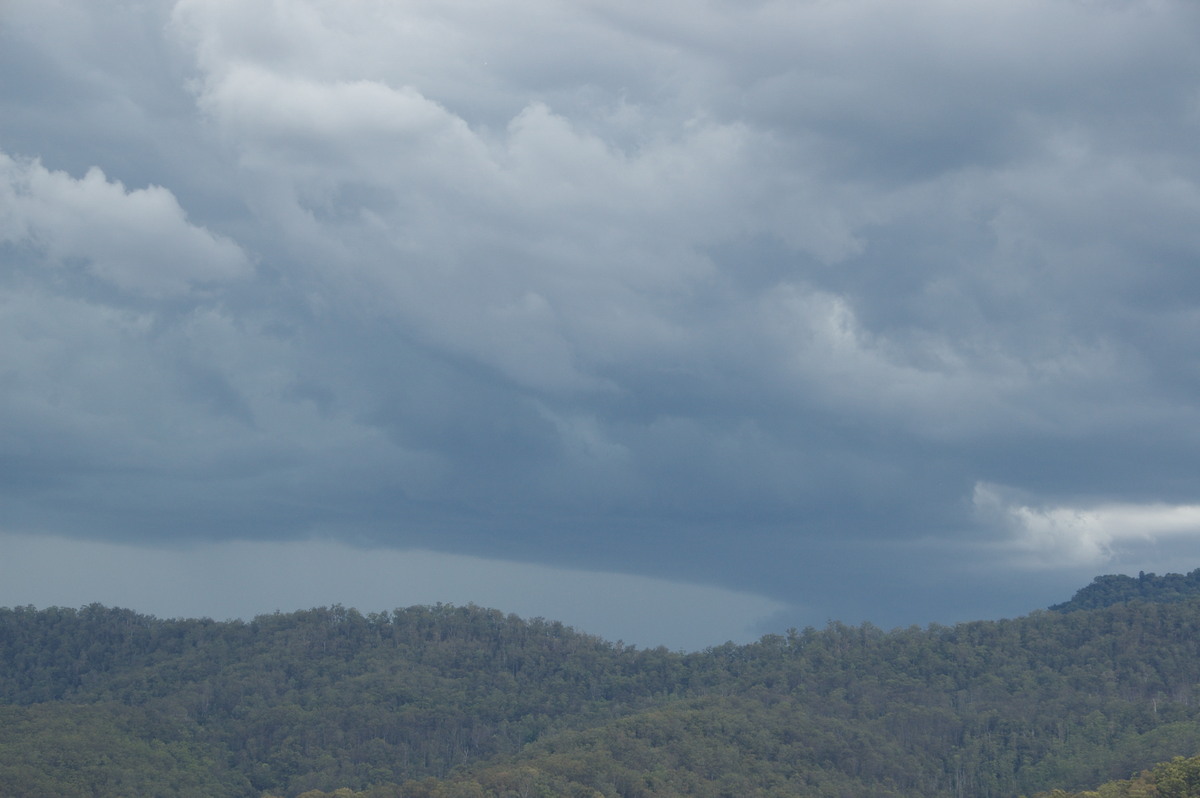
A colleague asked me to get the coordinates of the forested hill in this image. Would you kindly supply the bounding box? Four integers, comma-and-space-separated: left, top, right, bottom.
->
1050, 568, 1200, 612
2, 581, 1200, 797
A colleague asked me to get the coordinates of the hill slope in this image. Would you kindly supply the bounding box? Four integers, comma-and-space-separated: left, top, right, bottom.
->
3, 581, 1200, 797
1050, 568, 1200, 613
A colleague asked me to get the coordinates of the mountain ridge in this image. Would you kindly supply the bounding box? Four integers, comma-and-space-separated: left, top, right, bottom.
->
1050, 568, 1200, 613
3, 574, 1200, 797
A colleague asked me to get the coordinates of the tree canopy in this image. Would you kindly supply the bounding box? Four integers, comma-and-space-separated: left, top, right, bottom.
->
3, 582, 1200, 797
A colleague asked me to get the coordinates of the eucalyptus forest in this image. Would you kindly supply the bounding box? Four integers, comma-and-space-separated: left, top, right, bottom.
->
4, 570, 1200, 797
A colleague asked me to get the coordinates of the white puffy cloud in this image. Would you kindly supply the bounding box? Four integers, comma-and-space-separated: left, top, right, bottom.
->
0, 151, 251, 297
975, 482, 1200, 568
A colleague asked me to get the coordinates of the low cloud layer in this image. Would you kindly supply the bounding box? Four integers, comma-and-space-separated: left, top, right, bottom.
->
0, 532, 784, 650
2, 0, 1199, 641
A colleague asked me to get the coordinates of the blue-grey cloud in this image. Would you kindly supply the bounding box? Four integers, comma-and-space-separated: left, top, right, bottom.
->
2, 0, 1200, 641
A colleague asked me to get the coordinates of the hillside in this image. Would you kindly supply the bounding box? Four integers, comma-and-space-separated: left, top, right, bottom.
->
3, 579, 1200, 797
1050, 569, 1200, 613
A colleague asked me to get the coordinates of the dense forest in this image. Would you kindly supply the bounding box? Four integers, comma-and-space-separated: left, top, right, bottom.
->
3, 570, 1200, 797
1030, 751, 1200, 798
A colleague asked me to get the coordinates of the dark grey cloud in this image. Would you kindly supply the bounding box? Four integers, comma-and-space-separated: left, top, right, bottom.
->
2, 0, 1200, 641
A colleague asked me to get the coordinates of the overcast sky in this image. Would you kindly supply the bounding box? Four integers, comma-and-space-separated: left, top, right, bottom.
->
2, 0, 1199, 650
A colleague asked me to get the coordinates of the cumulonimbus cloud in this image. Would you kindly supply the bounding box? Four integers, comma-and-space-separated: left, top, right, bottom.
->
2, 0, 1199, 633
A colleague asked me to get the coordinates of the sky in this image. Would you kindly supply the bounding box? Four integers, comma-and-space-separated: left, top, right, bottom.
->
2, 0, 1200, 651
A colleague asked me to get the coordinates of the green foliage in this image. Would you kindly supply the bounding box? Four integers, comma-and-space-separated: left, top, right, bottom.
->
4, 587, 1200, 797
1051, 570, 1200, 613
0, 702, 247, 797
1031, 752, 1200, 797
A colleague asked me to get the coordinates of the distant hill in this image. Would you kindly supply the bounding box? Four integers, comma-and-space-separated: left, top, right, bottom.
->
1050, 568, 1200, 612
3, 576, 1200, 797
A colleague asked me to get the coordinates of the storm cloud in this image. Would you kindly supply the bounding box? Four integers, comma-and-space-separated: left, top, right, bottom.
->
2, 0, 1200, 645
